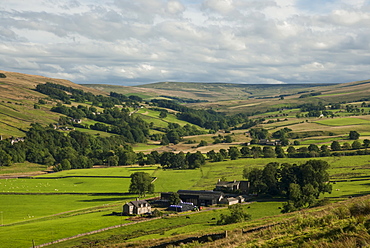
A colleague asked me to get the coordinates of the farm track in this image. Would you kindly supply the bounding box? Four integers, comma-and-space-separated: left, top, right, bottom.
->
33, 217, 162, 248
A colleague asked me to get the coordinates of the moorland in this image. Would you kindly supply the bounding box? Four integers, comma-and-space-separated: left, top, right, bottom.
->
1, 70, 370, 247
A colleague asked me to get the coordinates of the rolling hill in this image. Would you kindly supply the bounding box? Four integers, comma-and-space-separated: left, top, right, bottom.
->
0, 70, 107, 138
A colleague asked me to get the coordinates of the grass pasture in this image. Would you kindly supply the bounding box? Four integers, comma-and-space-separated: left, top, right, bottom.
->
2, 156, 370, 247
315, 117, 370, 126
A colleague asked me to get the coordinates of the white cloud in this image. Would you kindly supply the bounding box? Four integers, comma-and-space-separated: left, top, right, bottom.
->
0, 0, 369, 85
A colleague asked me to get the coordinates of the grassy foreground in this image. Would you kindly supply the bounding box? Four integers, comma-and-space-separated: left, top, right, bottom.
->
1, 155, 370, 247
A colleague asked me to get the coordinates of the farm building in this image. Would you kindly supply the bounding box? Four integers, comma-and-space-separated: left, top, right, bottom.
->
123, 200, 151, 215
168, 202, 197, 212
215, 180, 250, 193
220, 197, 239, 205
176, 190, 224, 206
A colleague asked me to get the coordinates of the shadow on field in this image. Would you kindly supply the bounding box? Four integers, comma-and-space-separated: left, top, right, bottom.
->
79, 193, 135, 202
79, 196, 133, 202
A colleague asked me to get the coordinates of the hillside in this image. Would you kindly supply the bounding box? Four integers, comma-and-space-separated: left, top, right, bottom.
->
84, 82, 330, 101
0, 70, 107, 138
3, 71, 370, 247
84, 79, 370, 115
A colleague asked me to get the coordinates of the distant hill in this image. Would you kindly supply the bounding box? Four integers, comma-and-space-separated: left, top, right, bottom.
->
84, 82, 333, 101
84, 79, 370, 114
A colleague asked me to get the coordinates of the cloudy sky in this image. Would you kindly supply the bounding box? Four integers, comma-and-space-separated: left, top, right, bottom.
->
1, 0, 370, 85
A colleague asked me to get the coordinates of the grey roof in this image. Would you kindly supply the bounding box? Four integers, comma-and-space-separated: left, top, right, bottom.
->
178, 190, 223, 196
128, 200, 150, 208
216, 181, 240, 187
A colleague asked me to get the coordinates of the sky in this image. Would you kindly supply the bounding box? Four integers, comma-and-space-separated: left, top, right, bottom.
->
1, 0, 370, 86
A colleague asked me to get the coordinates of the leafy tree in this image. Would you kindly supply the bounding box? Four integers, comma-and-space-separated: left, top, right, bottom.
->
224, 135, 233, 143
342, 142, 351, 150
275, 145, 286, 158
159, 111, 167, 118
107, 155, 119, 167
197, 140, 208, 147
263, 146, 276, 158
186, 151, 205, 169
331, 141, 341, 151
262, 162, 280, 195
228, 147, 241, 160
251, 146, 262, 158
320, 145, 331, 156
349, 131, 360, 140
308, 144, 319, 152
287, 146, 296, 155
364, 139, 370, 148
129, 172, 154, 197
0, 149, 12, 166
352, 140, 362, 150
61, 159, 71, 170
249, 128, 269, 140
169, 192, 181, 205
219, 149, 228, 159
243, 167, 267, 194
240, 146, 252, 157
217, 204, 251, 225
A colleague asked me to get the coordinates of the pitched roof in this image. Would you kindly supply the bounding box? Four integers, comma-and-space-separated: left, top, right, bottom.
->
128, 200, 150, 208
177, 190, 224, 200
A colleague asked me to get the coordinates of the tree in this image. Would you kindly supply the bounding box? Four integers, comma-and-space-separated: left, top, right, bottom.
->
186, 151, 205, 169
364, 139, 370, 148
352, 140, 362, 150
240, 146, 251, 157
197, 140, 208, 147
331, 141, 341, 151
308, 144, 319, 152
159, 111, 167, 118
228, 147, 241, 160
263, 146, 276, 158
0, 149, 12, 166
217, 204, 251, 225
349, 131, 360, 140
107, 155, 119, 167
61, 159, 71, 170
169, 192, 181, 205
275, 145, 286, 158
243, 167, 267, 194
129, 172, 154, 197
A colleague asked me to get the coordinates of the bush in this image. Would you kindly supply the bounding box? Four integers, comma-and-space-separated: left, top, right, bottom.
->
217, 204, 251, 225
349, 201, 370, 216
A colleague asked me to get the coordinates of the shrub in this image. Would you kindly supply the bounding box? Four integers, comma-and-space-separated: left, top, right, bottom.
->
349, 201, 370, 216
217, 204, 251, 225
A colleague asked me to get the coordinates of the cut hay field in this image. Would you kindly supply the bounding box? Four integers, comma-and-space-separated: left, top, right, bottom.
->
315, 117, 370, 126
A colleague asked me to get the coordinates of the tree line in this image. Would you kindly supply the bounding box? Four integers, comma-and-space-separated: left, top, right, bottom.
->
150, 99, 253, 131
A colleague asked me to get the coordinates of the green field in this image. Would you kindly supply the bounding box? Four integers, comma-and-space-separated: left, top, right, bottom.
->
4, 72, 370, 247
2, 155, 370, 247
315, 117, 370, 126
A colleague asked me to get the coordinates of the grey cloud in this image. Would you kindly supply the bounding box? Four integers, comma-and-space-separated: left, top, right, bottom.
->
0, 0, 369, 85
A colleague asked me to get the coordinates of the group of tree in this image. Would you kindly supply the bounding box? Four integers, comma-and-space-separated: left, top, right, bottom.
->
150, 99, 252, 131
0, 124, 135, 170
36, 82, 142, 107
243, 160, 332, 212
158, 123, 206, 145
52, 104, 149, 143
0, 124, 211, 171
